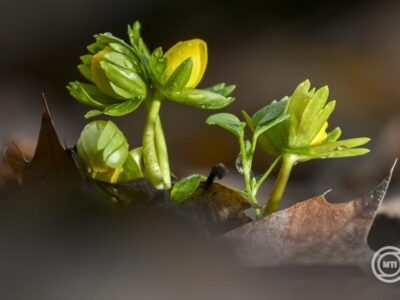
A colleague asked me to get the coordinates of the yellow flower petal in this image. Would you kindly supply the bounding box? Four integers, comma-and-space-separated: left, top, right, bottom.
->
91, 47, 119, 97
311, 122, 328, 146
163, 39, 208, 88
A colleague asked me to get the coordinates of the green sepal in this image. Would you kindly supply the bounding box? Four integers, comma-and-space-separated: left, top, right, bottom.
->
164, 57, 193, 91
325, 127, 342, 143
77, 64, 93, 82
288, 137, 370, 161
166, 88, 235, 109
77, 120, 129, 170
67, 81, 118, 109
84, 98, 144, 118
206, 113, 246, 137
99, 60, 147, 99
127, 21, 150, 59
170, 174, 206, 204
80, 54, 93, 65
103, 50, 140, 73
205, 83, 236, 97
149, 47, 167, 84
119, 147, 144, 181
311, 137, 370, 153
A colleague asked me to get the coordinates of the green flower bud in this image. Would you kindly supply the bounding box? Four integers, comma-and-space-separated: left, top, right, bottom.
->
248, 80, 370, 161
67, 33, 148, 118
77, 120, 130, 183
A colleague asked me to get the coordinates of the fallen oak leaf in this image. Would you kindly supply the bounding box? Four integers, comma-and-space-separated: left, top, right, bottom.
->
4, 94, 83, 188
224, 159, 396, 266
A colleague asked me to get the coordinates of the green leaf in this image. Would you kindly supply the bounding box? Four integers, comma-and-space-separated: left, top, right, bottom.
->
97, 120, 120, 150
149, 47, 167, 83
206, 113, 245, 137
119, 148, 143, 181
94, 33, 130, 50
77, 64, 93, 81
205, 83, 236, 97
80, 54, 93, 65
128, 21, 141, 46
84, 98, 144, 118
241, 110, 254, 131
311, 137, 370, 153
300, 86, 329, 125
164, 57, 193, 91
167, 88, 235, 109
103, 51, 140, 72
297, 86, 329, 141
87, 42, 104, 54
100, 61, 147, 99
254, 114, 290, 140
287, 79, 311, 119
108, 43, 134, 58
308, 148, 370, 160
127, 21, 151, 70
67, 81, 118, 108
77, 120, 129, 170
252, 97, 288, 128
171, 174, 206, 204
325, 127, 342, 143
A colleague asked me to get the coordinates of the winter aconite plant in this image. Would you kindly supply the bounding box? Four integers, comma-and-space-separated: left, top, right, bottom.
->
67, 21, 235, 189
207, 80, 370, 217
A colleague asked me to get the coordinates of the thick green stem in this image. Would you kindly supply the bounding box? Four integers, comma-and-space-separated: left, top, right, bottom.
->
155, 116, 171, 189
263, 154, 297, 216
143, 97, 163, 189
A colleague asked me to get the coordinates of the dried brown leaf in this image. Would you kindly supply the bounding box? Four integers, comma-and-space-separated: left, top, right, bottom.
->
4, 95, 82, 188
224, 160, 396, 266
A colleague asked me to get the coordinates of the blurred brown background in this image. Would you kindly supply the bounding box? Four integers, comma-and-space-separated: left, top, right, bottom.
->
0, 0, 399, 207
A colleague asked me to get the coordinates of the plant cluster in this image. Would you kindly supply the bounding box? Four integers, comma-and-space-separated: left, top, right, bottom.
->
68, 21, 235, 189
68, 22, 370, 217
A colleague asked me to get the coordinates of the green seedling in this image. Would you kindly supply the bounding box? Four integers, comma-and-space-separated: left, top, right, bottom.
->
206, 110, 289, 218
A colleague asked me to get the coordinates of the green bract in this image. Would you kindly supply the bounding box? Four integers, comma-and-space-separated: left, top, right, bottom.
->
77, 120, 143, 183
67, 32, 148, 118
68, 21, 236, 189
245, 80, 370, 161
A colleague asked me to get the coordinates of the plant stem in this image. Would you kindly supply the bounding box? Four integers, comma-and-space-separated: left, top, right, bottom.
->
263, 153, 297, 216
253, 155, 281, 194
239, 132, 261, 218
143, 95, 163, 189
155, 116, 171, 189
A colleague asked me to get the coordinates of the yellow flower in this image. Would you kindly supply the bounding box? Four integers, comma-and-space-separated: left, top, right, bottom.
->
91, 47, 120, 97
163, 39, 208, 88
311, 122, 328, 146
